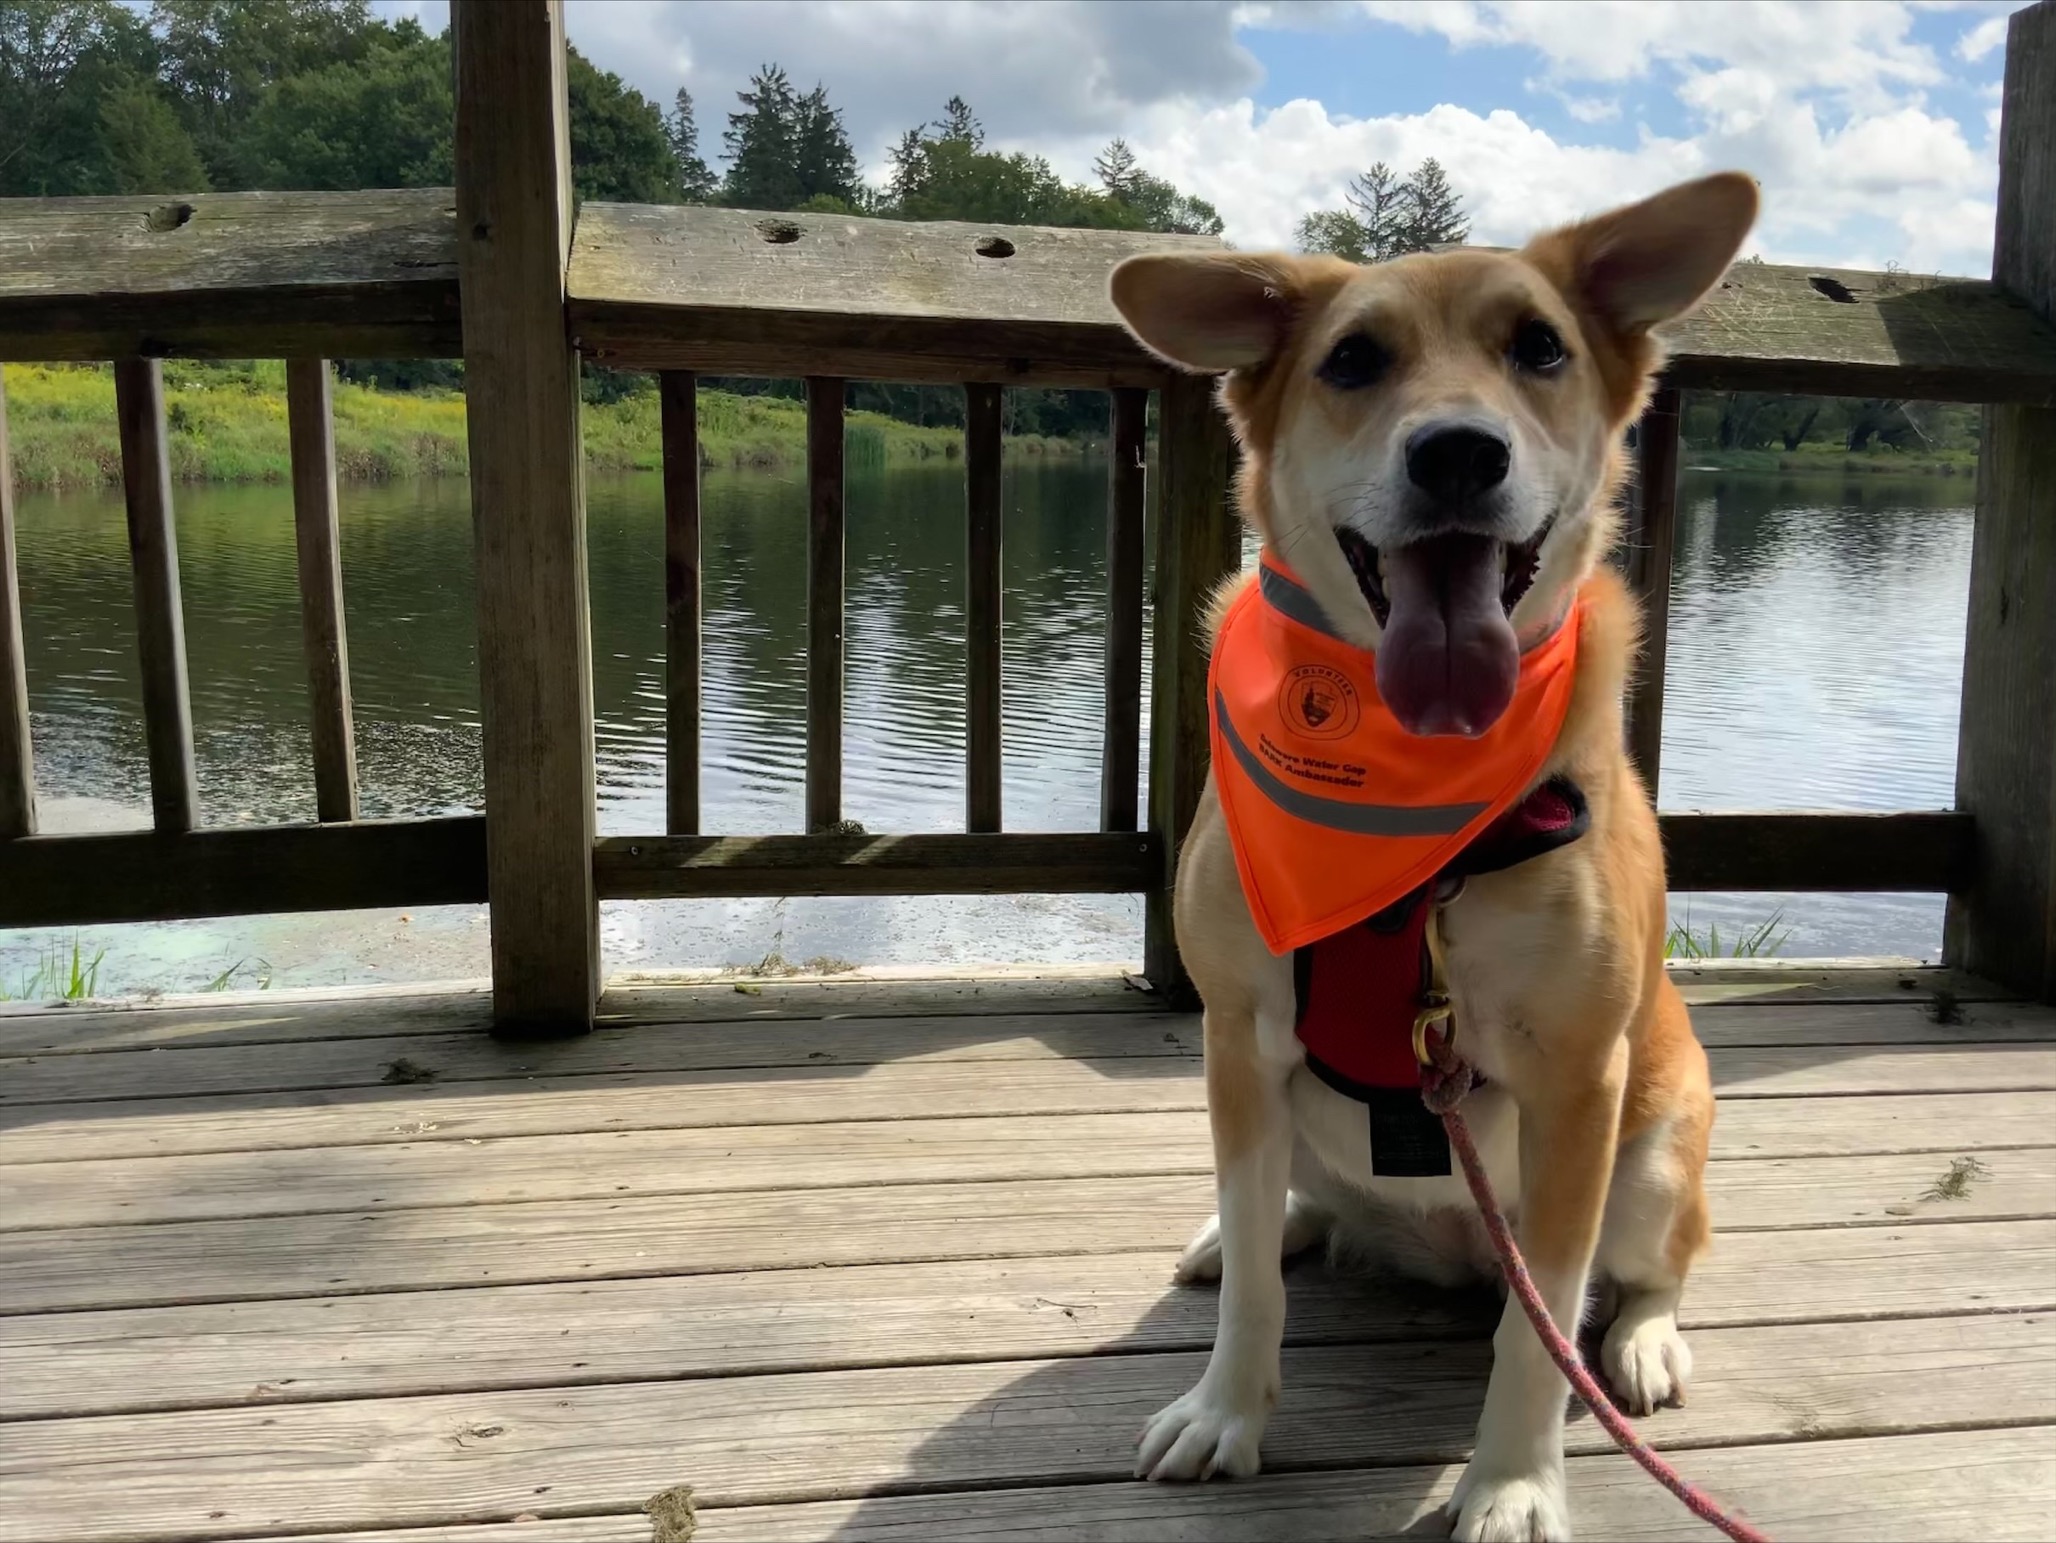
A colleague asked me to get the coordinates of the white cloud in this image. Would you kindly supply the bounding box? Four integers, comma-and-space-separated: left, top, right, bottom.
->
1562, 94, 1622, 125
559, 0, 1262, 167
1086, 98, 1698, 253
1099, 84, 1994, 274
1101, 1, 2002, 273
1356, 0, 1944, 112
1957, 14, 2012, 60
374, 0, 2004, 274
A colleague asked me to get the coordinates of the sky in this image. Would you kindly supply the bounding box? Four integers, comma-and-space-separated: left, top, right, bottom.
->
381, 0, 2028, 276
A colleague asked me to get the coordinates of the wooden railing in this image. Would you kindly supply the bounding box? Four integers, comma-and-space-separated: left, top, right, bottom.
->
1, 0, 2054, 1027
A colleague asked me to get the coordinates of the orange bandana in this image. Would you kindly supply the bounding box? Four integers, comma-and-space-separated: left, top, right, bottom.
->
1208, 559, 1584, 955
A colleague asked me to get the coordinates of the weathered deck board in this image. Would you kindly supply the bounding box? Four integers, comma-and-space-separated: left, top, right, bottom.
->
3, 1219, 2046, 1423
5, 1001, 2048, 1108
0, 964, 2001, 1059
6, 1039, 2053, 1166
1686, 1002, 2056, 1046
1, 1314, 2046, 1543
0, 1059, 1208, 1164
0, 1011, 1202, 1106
204, 1427, 2056, 1543
1666, 962, 2009, 1005
5, 1118, 2046, 1232
688, 1427, 2056, 1543
5, 1146, 2050, 1313
0, 972, 1164, 1057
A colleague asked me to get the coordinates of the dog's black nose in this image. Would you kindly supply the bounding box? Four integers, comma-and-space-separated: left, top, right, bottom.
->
1405, 424, 1511, 505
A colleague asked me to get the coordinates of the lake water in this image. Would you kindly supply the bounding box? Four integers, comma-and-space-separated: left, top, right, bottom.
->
5, 460, 1973, 994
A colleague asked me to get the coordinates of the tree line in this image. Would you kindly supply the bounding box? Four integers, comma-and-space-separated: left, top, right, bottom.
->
2, 0, 1968, 460
1686, 392, 1978, 457
1, 0, 1225, 435
1295, 160, 1470, 261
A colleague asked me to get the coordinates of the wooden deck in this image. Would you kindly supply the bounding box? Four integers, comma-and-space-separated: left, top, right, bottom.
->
1, 966, 2052, 1542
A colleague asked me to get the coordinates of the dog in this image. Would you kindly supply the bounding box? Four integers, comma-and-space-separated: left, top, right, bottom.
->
1105, 172, 1759, 1542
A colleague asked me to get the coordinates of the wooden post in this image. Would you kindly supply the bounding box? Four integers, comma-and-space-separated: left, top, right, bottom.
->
112, 358, 199, 835
1622, 385, 1681, 798
964, 382, 1004, 834
1100, 387, 1147, 834
1143, 373, 1239, 1001
805, 376, 845, 833
285, 359, 359, 823
1948, 0, 2056, 1002
453, 0, 597, 1034
661, 371, 701, 837
0, 368, 33, 839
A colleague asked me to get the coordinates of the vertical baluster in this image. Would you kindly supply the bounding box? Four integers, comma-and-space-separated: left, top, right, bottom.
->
286, 359, 359, 823
1143, 373, 1239, 1002
661, 371, 702, 836
1623, 385, 1681, 798
1100, 387, 1147, 834
805, 376, 845, 832
0, 367, 34, 838
965, 383, 1004, 834
113, 359, 198, 834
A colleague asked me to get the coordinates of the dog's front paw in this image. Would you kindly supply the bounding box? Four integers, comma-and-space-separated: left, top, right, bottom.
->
1602, 1314, 1691, 1416
1172, 1215, 1224, 1283
1134, 1383, 1268, 1481
1447, 1466, 1571, 1542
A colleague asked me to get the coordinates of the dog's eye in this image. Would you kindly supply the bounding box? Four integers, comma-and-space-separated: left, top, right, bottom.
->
1317, 333, 1389, 391
1509, 318, 1568, 374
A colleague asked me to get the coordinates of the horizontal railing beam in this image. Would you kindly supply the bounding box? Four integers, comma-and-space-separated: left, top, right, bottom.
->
6, 193, 2056, 402
568, 317, 1175, 390
596, 831, 1160, 899
0, 189, 460, 363
0, 808, 1973, 928
1660, 810, 1974, 893
0, 815, 487, 928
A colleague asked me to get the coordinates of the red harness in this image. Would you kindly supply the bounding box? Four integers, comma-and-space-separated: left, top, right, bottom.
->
1293, 777, 1589, 1176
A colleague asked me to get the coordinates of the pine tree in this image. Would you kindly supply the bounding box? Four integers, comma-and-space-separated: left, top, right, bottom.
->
1093, 137, 1140, 200
1297, 157, 1471, 262
791, 83, 859, 206
666, 87, 717, 203
886, 125, 930, 205
1398, 157, 1469, 251
722, 64, 800, 209
1344, 162, 1408, 262
931, 94, 981, 148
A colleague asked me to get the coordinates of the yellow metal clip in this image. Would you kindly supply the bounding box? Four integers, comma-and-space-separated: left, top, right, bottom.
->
1416, 906, 1457, 1066
1413, 993, 1454, 1067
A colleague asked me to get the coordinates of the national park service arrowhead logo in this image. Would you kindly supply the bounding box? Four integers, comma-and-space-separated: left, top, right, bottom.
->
1280, 663, 1360, 740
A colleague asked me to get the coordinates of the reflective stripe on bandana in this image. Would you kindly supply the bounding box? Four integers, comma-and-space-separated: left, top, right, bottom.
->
1208, 557, 1586, 955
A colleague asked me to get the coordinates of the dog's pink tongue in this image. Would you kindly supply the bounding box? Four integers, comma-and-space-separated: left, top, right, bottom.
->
1375, 534, 1518, 738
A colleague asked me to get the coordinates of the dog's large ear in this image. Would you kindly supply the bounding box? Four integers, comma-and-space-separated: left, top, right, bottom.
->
1526, 172, 1759, 334
1107, 253, 1311, 372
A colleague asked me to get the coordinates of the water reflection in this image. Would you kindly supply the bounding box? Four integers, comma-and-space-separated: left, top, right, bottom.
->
6, 462, 1971, 991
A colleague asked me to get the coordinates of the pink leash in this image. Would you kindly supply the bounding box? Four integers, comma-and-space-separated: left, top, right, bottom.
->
1420, 1053, 1771, 1543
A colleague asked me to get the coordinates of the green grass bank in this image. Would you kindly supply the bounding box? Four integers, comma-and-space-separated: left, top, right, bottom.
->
3, 361, 1086, 492
1682, 444, 1980, 478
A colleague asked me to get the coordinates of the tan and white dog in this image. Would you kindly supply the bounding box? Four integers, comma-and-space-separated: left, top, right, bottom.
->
1105, 173, 1759, 1542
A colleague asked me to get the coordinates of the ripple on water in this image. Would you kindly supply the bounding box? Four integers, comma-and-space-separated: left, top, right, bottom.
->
4, 463, 1974, 986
